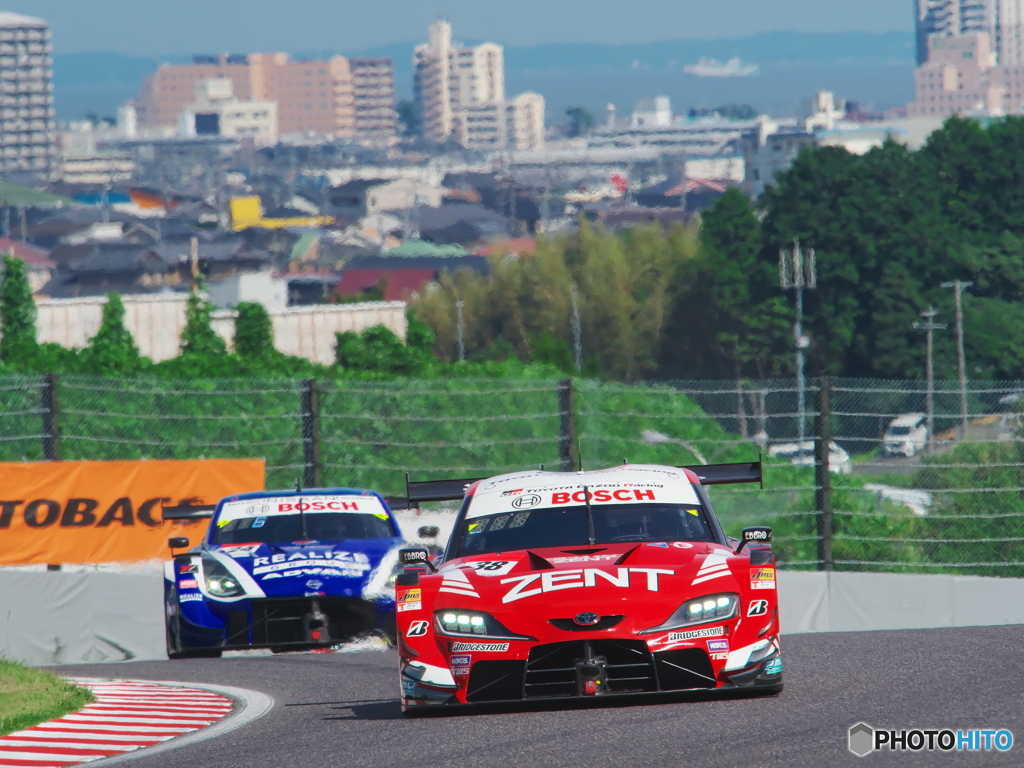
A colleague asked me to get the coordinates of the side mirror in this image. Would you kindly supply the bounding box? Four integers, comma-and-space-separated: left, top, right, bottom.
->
168, 536, 190, 550
735, 526, 772, 555
417, 525, 440, 539
399, 547, 436, 571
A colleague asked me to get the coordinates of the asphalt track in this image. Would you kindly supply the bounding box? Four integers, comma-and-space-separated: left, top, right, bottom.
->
61, 625, 1024, 768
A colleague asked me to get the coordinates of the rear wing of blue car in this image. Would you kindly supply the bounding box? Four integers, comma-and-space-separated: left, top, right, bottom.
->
162, 504, 217, 521
400, 458, 763, 505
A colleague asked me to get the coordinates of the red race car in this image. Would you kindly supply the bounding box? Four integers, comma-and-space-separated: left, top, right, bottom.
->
395, 460, 781, 713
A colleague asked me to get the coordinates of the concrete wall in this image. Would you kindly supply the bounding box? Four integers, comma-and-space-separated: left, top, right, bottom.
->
31, 294, 407, 365
4, 569, 1024, 666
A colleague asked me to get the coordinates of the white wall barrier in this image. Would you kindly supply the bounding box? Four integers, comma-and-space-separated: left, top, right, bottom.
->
28, 295, 407, 365
0, 569, 166, 665
3, 569, 1024, 666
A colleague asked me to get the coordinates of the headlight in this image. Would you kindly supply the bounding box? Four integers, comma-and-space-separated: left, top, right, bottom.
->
639, 593, 739, 634
202, 558, 244, 598
434, 610, 534, 640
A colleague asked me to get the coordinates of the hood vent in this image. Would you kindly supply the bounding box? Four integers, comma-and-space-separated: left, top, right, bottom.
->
528, 551, 556, 570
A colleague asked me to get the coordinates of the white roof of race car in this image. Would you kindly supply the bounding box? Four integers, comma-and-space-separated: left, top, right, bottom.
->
466, 464, 701, 519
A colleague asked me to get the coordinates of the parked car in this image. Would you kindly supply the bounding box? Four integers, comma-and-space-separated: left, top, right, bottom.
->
883, 413, 928, 458
394, 460, 781, 712
997, 390, 1024, 410
768, 440, 852, 474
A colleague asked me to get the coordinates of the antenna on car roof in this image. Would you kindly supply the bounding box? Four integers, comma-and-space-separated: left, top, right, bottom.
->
578, 438, 583, 472
623, 458, 628, 465
293, 477, 308, 539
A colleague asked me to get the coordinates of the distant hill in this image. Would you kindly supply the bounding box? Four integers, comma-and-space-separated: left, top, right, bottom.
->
53, 31, 915, 122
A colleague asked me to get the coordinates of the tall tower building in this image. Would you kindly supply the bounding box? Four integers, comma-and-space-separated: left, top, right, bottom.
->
0, 12, 55, 178
916, 0, 1024, 65
997, 0, 1024, 65
414, 20, 507, 148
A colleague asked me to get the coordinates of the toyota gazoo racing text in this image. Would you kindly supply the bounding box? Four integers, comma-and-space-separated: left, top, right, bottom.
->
163, 488, 406, 658
395, 462, 781, 711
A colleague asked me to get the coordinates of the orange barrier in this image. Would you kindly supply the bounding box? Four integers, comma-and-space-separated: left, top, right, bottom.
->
0, 459, 265, 565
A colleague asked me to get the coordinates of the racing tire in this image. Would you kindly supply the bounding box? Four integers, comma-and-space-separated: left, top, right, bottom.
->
166, 620, 222, 660
165, 590, 222, 660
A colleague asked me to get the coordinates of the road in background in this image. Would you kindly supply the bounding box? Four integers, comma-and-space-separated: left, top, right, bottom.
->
59, 626, 1024, 768
853, 415, 1013, 477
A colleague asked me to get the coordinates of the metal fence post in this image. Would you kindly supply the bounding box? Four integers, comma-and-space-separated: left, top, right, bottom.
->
558, 378, 578, 472
41, 372, 60, 461
301, 378, 322, 488
814, 376, 833, 571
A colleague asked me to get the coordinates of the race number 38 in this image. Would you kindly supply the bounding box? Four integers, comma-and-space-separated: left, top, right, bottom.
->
464, 560, 517, 576
406, 620, 429, 637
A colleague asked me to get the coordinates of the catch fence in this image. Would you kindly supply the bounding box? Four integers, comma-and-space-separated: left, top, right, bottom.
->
2, 373, 1023, 576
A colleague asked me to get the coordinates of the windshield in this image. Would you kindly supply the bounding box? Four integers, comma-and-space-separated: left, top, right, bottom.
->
454, 503, 715, 558
888, 426, 913, 436
214, 512, 395, 545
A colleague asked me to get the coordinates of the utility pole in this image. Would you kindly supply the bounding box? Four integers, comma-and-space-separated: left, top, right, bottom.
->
570, 284, 583, 373
941, 279, 973, 438
455, 300, 466, 362
914, 308, 947, 455
779, 239, 817, 448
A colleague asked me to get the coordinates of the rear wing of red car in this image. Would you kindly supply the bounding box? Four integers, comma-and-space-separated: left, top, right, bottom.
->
686, 459, 763, 488
400, 458, 763, 505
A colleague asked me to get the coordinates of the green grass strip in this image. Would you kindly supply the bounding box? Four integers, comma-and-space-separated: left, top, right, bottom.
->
0, 659, 94, 736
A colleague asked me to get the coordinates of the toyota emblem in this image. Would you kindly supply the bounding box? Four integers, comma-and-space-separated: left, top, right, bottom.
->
574, 612, 600, 626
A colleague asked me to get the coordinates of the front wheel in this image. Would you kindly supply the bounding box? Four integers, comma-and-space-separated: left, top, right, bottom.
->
165, 589, 222, 659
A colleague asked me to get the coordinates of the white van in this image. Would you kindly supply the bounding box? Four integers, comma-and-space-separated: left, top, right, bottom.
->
883, 413, 928, 457
768, 440, 853, 474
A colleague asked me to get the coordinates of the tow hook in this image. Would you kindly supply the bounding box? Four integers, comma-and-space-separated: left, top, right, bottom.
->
575, 641, 609, 696
307, 599, 329, 644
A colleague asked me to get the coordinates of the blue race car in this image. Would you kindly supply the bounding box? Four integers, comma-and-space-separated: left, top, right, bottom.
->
162, 488, 407, 658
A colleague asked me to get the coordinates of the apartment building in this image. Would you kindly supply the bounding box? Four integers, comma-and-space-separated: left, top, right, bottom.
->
414, 20, 544, 150
350, 58, 397, 140
136, 53, 394, 140
917, 0, 1024, 65
0, 12, 55, 178
906, 32, 1024, 116
506, 92, 546, 150
182, 78, 277, 144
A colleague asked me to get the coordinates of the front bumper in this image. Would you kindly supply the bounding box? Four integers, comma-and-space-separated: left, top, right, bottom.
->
400, 636, 782, 709
884, 443, 914, 457
178, 596, 389, 650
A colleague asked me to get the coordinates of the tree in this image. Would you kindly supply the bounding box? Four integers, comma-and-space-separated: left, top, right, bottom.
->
565, 106, 595, 138
662, 188, 787, 382
412, 222, 695, 380
335, 324, 428, 376
0, 255, 37, 363
79, 293, 145, 375
396, 99, 420, 138
180, 293, 227, 358
234, 302, 274, 359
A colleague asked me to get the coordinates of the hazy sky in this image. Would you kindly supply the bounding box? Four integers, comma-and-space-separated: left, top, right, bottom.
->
18, 0, 912, 55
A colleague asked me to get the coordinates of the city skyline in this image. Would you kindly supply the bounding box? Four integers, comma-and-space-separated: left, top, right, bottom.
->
15, 0, 911, 55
